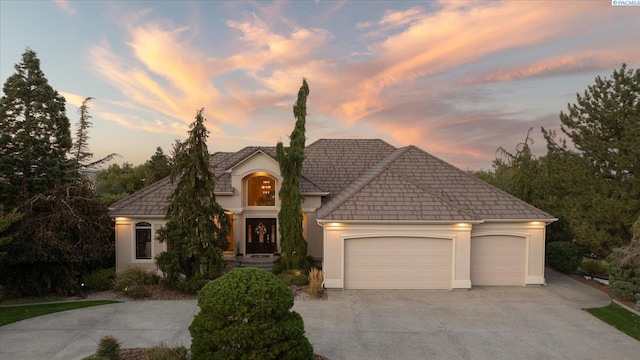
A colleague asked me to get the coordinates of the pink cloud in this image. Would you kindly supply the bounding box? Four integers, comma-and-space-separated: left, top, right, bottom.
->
53, 0, 75, 15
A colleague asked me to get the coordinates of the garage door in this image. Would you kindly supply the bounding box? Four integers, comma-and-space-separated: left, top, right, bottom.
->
471, 235, 525, 286
344, 237, 452, 289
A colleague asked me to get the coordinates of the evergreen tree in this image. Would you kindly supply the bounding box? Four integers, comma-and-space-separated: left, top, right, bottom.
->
144, 146, 171, 184
155, 109, 230, 285
95, 162, 146, 205
0, 50, 115, 297
70, 97, 117, 174
543, 64, 640, 256
0, 49, 72, 207
276, 79, 310, 271
0, 206, 22, 260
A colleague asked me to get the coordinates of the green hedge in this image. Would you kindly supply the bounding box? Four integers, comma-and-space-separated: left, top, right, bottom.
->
546, 241, 584, 273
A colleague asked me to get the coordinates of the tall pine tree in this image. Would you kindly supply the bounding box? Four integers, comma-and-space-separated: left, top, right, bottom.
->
70, 97, 117, 175
144, 146, 171, 184
0, 49, 72, 207
155, 109, 230, 286
543, 64, 640, 256
0, 50, 114, 297
277, 79, 310, 271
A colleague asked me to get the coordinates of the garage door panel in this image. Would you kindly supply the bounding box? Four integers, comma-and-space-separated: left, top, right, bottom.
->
344, 237, 451, 290
471, 235, 525, 286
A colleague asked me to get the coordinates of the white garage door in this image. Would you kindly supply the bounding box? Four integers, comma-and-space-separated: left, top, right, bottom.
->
471, 235, 525, 286
344, 237, 452, 289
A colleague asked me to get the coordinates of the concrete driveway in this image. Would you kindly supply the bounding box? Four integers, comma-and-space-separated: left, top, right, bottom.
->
1, 269, 638, 359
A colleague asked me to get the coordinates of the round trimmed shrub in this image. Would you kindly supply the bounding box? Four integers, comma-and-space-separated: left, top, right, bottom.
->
546, 241, 584, 273
189, 267, 313, 360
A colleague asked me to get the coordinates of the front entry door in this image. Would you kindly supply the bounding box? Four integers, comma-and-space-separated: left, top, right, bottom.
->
246, 218, 276, 254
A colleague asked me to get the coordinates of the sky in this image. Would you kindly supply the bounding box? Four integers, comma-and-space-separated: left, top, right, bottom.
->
1, 1, 639, 171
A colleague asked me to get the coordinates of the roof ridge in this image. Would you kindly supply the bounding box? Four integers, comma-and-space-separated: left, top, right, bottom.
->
317, 146, 411, 218
300, 174, 326, 193
387, 167, 480, 220
405, 146, 554, 219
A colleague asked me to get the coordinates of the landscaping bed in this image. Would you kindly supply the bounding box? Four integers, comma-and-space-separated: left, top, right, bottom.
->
116, 348, 330, 360
566, 273, 637, 310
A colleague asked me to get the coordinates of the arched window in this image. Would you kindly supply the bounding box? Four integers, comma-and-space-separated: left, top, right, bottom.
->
135, 222, 152, 259
247, 176, 276, 206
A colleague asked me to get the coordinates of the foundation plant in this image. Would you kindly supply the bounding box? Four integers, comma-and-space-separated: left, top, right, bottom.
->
189, 267, 314, 360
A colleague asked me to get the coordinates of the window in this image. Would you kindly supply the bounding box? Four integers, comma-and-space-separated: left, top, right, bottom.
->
247, 176, 275, 206
135, 222, 152, 259
226, 213, 235, 252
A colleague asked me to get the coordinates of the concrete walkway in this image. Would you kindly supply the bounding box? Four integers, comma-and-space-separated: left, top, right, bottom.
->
1, 269, 638, 359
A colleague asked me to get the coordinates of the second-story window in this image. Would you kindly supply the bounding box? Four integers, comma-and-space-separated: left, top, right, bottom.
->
247, 176, 275, 206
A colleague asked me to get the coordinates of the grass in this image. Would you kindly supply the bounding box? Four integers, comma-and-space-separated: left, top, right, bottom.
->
586, 302, 640, 341
0, 300, 119, 326
0, 296, 67, 305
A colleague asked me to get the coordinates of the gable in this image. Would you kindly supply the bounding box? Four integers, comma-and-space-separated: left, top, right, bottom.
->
230, 150, 280, 177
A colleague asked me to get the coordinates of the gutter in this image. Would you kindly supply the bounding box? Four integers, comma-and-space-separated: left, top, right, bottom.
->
316, 219, 484, 226
481, 218, 558, 224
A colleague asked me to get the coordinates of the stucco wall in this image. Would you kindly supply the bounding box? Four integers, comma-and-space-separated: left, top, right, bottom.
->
115, 217, 166, 274
304, 212, 324, 261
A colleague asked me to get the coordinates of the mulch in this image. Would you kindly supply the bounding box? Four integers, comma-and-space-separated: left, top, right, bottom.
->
118, 348, 328, 360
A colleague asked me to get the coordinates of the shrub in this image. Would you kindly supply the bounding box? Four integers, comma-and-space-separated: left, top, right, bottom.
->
578, 258, 609, 278
546, 241, 584, 273
308, 268, 323, 298
113, 267, 158, 299
96, 335, 120, 360
189, 267, 314, 360
272, 258, 284, 275
278, 269, 309, 286
83, 268, 116, 291
145, 343, 189, 360
176, 278, 209, 294
608, 245, 640, 301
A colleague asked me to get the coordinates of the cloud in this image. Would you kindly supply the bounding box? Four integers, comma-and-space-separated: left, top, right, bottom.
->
357, 6, 424, 38
87, 1, 637, 169
331, 1, 614, 124
53, 0, 75, 15
465, 50, 639, 85
59, 91, 86, 108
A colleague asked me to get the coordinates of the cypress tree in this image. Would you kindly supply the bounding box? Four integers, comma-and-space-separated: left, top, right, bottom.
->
277, 79, 310, 271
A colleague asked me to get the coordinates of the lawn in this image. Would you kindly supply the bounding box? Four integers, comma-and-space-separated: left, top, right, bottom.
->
586, 302, 640, 341
0, 300, 119, 326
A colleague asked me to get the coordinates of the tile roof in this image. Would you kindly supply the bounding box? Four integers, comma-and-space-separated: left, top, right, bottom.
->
109, 139, 554, 222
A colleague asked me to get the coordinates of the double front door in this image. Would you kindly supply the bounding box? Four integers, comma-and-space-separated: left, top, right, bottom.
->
246, 218, 276, 254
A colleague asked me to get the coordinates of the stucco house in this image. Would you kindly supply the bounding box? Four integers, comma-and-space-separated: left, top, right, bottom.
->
109, 138, 556, 290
